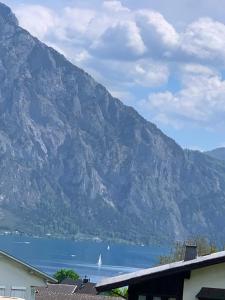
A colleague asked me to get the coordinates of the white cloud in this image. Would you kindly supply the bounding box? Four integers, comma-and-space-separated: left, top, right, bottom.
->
103, 1, 130, 12
90, 21, 146, 60
15, 3, 225, 68
85, 56, 169, 91
136, 10, 179, 57
180, 18, 225, 64
133, 61, 169, 87
63, 7, 96, 35
15, 5, 58, 40
140, 65, 225, 128
12, 1, 225, 137
15, 4, 101, 44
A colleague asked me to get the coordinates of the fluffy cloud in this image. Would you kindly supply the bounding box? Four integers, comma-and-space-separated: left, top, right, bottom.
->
63, 7, 96, 35
140, 65, 225, 128
103, 0, 130, 12
136, 10, 179, 57
15, 4, 100, 44
83, 57, 169, 93
90, 21, 146, 60
15, 2, 225, 67
133, 61, 169, 87
12, 0, 225, 138
180, 18, 225, 64
15, 5, 58, 39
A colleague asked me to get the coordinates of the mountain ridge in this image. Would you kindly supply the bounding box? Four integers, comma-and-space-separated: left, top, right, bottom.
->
205, 148, 225, 162
0, 2, 225, 244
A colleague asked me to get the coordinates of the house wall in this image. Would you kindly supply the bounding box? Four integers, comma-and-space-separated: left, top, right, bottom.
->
183, 262, 225, 300
128, 274, 185, 300
0, 254, 47, 300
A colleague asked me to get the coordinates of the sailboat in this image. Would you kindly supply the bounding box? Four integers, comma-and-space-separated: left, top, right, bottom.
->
107, 245, 110, 251
97, 254, 102, 268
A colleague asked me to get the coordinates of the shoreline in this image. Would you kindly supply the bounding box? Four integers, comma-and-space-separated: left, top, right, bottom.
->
0, 230, 168, 247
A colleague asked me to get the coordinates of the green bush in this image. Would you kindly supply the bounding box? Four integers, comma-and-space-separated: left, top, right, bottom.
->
53, 269, 80, 283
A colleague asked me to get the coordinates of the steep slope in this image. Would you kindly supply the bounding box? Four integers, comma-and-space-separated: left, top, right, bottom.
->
0, 3, 225, 244
206, 148, 225, 161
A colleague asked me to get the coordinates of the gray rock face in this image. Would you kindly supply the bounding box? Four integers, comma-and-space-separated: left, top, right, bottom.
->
0, 3, 225, 243
206, 148, 225, 161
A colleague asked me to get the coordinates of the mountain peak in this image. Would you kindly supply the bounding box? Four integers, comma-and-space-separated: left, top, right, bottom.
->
0, 2, 18, 26
0, 1, 225, 244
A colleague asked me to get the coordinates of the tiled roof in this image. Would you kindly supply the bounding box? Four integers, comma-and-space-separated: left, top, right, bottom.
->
36, 281, 98, 296
36, 293, 121, 300
36, 284, 76, 296
76, 282, 97, 295
59, 279, 97, 295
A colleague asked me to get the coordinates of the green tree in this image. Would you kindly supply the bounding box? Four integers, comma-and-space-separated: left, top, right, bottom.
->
158, 237, 218, 265
53, 269, 80, 283
109, 287, 128, 299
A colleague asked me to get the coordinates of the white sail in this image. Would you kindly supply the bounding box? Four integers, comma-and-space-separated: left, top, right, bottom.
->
97, 254, 102, 267
107, 245, 110, 251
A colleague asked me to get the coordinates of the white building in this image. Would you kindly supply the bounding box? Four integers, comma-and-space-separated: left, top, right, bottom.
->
0, 298, 24, 300
96, 245, 225, 300
0, 250, 57, 300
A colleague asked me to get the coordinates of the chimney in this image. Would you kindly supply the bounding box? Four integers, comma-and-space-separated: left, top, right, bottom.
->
184, 243, 197, 261
83, 275, 89, 283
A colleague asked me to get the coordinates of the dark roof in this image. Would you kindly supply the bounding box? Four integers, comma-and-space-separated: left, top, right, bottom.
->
35, 293, 121, 300
76, 282, 97, 295
184, 244, 197, 261
0, 250, 57, 283
96, 250, 225, 292
61, 278, 97, 295
36, 282, 97, 297
197, 287, 225, 299
36, 284, 76, 296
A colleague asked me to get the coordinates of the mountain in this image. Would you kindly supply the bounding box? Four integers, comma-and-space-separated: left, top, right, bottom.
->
0, 2, 225, 244
206, 148, 225, 161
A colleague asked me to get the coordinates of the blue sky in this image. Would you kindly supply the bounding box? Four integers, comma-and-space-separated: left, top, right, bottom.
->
4, 0, 225, 150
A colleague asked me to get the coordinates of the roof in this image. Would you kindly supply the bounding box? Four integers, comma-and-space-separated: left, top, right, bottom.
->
35, 293, 121, 300
36, 284, 76, 296
36, 281, 97, 296
76, 282, 97, 295
61, 278, 97, 295
197, 287, 225, 299
0, 250, 57, 283
96, 250, 225, 292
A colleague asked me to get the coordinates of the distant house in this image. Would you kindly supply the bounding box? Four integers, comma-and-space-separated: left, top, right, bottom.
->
61, 277, 97, 295
0, 249, 57, 300
35, 277, 97, 298
36, 293, 121, 300
96, 245, 225, 300
35, 284, 77, 297
0, 298, 25, 300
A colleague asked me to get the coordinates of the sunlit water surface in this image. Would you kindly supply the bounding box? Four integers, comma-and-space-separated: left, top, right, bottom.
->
0, 235, 169, 282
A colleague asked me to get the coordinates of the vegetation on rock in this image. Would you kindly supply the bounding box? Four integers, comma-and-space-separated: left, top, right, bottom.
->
158, 237, 218, 265
53, 269, 79, 283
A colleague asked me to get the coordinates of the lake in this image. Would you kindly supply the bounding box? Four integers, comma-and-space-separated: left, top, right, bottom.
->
0, 235, 169, 283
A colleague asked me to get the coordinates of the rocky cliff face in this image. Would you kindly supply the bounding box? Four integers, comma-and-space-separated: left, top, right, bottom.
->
0, 3, 225, 243
206, 148, 225, 161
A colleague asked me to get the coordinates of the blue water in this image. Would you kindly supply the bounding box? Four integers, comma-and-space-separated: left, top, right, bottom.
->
0, 235, 169, 283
